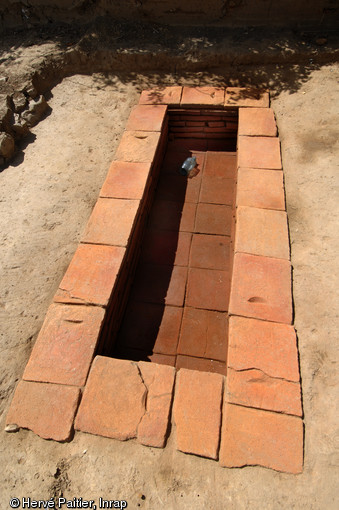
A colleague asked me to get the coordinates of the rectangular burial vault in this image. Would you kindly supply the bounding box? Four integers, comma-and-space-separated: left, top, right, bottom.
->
6, 86, 303, 474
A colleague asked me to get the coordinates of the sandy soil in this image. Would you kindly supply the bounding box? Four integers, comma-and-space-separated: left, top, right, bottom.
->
0, 53, 338, 509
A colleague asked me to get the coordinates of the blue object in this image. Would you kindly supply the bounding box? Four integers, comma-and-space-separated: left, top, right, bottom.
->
180, 156, 197, 176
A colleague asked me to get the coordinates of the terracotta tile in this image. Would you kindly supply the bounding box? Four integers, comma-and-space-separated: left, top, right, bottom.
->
100, 161, 151, 200
228, 316, 300, 382
200, 176, 235, 205
235, 206, 290, 259
238, 136, 282, 170
190, 234, 231, 271
181, 87, 225, 106
137, 362, 176, 448
6, 381, 80, 441
177, 307, 228, 362
225, 87, 269, 108
186, 267, 231, 311
195, 203, 233, 236
203, 151, 237, 178
75, 356, 146, 440
126, 104, 167, 131
156, 173, 201, 203
82, 198, 140, 247
173, 368, 224, 459
238, 107, 277, 137
219, 403, 303, 473
148, 199, 196, 232
229, 253, 293, 324
114, 130, 161, 163
114, 346, 176, 367
146, 352, 176, 366
226, 368, 302, 416
176, 355, 226, 375
118, 301, 182, 355
139, 87, 182, 105
54, 244, 125, 307
141, 229, 192, 266
237, 167, 285, 210
23, 304, 105, 387
131, 262, 188, 307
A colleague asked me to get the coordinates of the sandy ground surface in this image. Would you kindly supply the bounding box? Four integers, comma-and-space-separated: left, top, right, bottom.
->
0, 57, 338, 509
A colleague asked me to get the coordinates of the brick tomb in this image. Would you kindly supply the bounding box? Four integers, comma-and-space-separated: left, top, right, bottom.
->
6, 87, 303, 474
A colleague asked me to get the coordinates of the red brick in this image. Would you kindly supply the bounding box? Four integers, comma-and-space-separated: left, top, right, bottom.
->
195, 203, 233, 236
173, 368, 224, 459
228, 316, 300, 382
54, 244, 125, 307
118, 302, 183, 355
229, 253, 292, 324
6, 381, 80, 441
203, 151, 237, 178
237, 167, 285, 210
208, 121, 225, 127
156, 172, 201, 203
190, 234, 231, 271
226, 368, 302, 416
219, 403, 303, 473
176, 355, 226, 375
235, 206, 290, 259
238, 136, 282, 170
144, 352, 176, 366
177, 307, 228, 362
139, 87, 182, 105
137, 362, 175, 448
131, 263, 188, 307
186, 267, 231, 311
114, 130, 161, 163
238, 107, 277, 136
181, 87, 225, 106
186, 121, 205, 127
126, 104, 167, 131
23, 304, 105, 387
225, 87, 269, 108
148, 199, 196, 232
82, 198, 140, 247
114, 346, 176, 367
100, 161, 151, 200
141, 229, 191, 266
199, 176, 235, 205
75, 356, 146, 440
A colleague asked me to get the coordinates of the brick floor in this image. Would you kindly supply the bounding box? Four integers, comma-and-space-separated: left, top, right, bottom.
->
190, 234, 231, 271
139, 86, 182, 105
126, 104, 167, 131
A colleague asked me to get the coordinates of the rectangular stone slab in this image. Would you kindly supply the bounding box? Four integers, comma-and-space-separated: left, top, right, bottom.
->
173, 368, 224, 459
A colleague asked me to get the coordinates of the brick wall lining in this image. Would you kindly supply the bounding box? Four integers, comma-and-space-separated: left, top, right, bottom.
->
6, 86, 303, 474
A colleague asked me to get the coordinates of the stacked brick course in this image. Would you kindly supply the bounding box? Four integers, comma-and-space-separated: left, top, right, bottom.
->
6, 86, 303, 474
